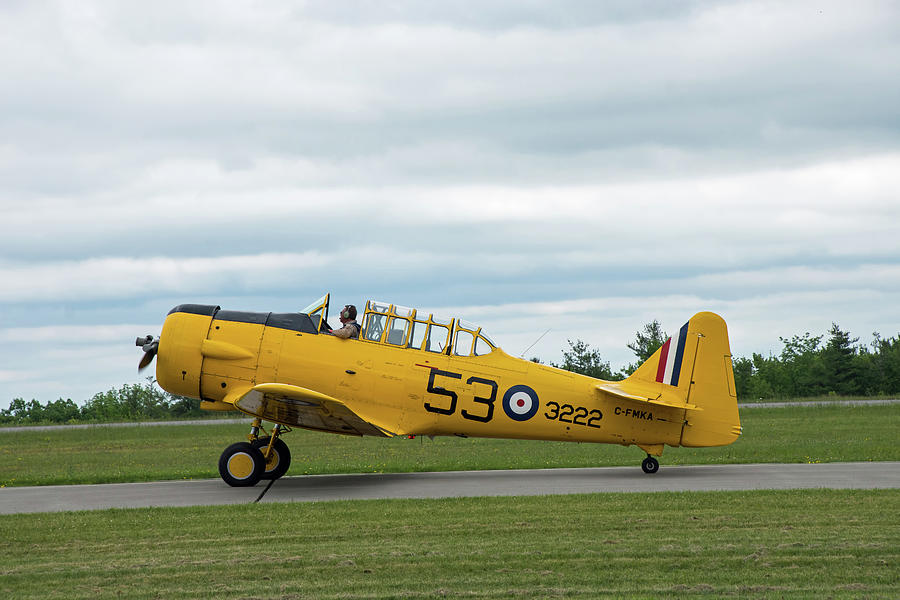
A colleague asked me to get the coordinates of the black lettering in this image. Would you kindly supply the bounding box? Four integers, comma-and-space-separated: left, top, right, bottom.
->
424, 369, 461, 415
461, 376, 497, 423
572, 406, 588, 425
544, 401, 560, 420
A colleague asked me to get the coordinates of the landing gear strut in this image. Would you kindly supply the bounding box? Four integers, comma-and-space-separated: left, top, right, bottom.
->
641, 455, 660, 474
218, 419, 292, 487
252, 427, 292, 480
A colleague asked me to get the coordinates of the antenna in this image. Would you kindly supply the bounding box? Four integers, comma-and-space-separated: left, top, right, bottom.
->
520, 328, 551, 358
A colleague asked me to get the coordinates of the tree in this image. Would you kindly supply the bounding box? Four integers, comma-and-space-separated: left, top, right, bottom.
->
554, 339, 618, 380
821, 323, 862, 395
0, 397, 80, 424
622, 319, 668, 376
627, 319, 668, 363
79, 378, 192, 421
777, 332, 826, 397
864, 332, 900, 394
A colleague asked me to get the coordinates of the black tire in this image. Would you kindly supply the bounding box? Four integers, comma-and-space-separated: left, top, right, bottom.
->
251, 437, 292, 480
218, 442, 265, 487
641, 456, 660, 474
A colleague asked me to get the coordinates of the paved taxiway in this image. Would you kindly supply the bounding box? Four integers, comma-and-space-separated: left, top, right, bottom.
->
1, 462, 897, 514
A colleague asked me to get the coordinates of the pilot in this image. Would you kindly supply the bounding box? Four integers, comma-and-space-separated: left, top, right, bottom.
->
332, 304, 361, 339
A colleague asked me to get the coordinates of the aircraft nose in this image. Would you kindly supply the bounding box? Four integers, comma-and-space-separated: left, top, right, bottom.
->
155, 305, 217, 399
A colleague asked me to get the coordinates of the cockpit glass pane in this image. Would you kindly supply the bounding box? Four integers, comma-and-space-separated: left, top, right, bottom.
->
457, 319, 477, 331
425, 324, 450, 353
454, 329, 474, 356
300, 294, 328, 317
409, 321, 425, 349
362, 312, 387, 342
385, 317, 410, 346
368, 301, 390, 314
393, 305, 415, 318
300, 293, 328, 331
474, 335, 494, 356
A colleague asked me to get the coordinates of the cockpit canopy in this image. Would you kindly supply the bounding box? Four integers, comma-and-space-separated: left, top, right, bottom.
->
360, 301, 496, 356
300, 293, 497, 356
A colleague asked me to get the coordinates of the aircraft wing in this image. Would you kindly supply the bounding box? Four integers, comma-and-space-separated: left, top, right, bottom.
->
596, 383, 702, 411
230, 383, 393, 437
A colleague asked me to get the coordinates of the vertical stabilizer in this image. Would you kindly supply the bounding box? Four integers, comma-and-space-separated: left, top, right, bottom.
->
625, 312, 741, 447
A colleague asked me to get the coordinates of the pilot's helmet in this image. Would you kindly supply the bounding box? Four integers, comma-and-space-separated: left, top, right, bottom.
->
341, 305, 357, 320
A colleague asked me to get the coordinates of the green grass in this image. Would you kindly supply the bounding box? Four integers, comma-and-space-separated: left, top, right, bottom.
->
1, 404, 897, 487
0, 490, 897, 599
738, 394, 899, 404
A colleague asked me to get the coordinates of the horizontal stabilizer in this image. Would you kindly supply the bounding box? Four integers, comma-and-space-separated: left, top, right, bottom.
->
596, 384, 702, 412
231, 383, 393, 437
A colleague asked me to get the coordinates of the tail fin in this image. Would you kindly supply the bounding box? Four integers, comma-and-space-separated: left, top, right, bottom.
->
620, 312, 741, 447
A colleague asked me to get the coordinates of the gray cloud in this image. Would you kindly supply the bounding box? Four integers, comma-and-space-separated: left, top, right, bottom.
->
1, 1, 899, 406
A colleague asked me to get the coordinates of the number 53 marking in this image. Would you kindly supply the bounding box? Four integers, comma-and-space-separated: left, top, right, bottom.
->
424, 368, 497, 423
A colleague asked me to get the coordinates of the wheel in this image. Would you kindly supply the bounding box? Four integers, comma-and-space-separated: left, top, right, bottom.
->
251, 437, 292, 480
641, 456, 660, 474
218, 442, 265, 487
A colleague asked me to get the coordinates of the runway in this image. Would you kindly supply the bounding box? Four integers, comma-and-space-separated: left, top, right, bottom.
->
1, 461, 897, 515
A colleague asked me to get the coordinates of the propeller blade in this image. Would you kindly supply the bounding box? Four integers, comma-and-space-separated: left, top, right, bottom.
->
136, 336, 159, 372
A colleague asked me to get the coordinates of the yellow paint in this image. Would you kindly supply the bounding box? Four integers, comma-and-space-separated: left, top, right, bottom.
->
153, 299, 741, 458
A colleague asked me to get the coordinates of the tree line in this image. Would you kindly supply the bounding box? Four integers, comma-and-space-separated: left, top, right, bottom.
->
3, 320, 898, 425
0, 380, 203, 425
545, 320, 900, 399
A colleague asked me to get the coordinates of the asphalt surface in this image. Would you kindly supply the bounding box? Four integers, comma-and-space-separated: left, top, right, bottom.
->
1, 462, 897, 515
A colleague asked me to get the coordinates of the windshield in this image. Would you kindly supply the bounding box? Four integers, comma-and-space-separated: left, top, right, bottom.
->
300, 293, 329, 332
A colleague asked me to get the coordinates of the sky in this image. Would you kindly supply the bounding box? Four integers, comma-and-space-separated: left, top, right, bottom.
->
1, 0, 899, 408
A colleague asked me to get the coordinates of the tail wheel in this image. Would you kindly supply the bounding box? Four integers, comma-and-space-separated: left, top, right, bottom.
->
641, 456, 660, 474
251, 437, 292, 480
218, 442, 265, 487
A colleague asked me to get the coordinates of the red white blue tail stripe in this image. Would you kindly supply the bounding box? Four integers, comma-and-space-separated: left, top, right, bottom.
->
655, 321, 690, 386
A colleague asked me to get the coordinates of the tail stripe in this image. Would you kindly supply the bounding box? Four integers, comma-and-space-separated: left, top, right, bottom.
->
657, 321, 689, 386
655, 339, 671, 382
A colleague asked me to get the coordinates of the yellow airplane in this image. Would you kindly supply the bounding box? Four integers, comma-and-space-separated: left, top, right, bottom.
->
136, 294, 741, 486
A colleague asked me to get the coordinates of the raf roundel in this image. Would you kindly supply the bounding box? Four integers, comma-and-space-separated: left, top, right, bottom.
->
502, 384, 540, 421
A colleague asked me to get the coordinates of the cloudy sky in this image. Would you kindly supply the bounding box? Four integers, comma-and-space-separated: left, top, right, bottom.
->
1, 0, 899, 408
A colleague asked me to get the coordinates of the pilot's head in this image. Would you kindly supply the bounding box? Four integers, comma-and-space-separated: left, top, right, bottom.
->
340, 305, 357, 323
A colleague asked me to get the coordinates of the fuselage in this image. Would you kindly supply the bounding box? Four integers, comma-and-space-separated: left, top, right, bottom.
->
156, 304, 693, 448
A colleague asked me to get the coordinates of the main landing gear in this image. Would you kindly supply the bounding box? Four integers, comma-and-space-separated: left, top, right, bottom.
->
641, 455, 660, 474
218, 419, 292, 487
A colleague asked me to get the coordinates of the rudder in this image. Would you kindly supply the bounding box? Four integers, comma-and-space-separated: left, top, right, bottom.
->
678, 312, 741, 447
626, 312, 741, 448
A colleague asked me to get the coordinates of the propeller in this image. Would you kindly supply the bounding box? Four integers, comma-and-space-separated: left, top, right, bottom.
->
136, 335, 159, 372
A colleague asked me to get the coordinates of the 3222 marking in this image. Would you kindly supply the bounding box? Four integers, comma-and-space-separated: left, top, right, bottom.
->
544, 401, 602, 428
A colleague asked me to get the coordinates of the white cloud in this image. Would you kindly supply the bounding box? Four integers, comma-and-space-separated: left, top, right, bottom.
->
0, 253, 331, 302
1, 1, 899, 407
0, 324, 160, 344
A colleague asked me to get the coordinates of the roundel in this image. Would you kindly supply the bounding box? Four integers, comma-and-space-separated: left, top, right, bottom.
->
502, 384, 540, 421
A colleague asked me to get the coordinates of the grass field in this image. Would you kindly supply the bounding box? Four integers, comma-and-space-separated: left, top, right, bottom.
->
0, 489, 897, 599
0, 403, 896, 487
